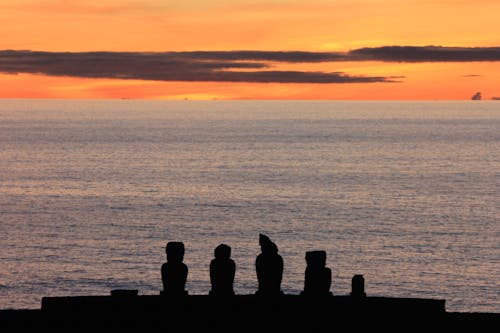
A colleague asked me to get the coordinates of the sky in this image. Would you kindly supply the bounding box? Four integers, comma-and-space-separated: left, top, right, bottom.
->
1, 0, 500, 100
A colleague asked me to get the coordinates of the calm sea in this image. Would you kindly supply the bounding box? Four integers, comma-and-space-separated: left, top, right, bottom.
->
0, 100, 498, 312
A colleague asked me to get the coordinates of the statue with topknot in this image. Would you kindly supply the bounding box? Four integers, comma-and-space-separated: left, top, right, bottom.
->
255, 234, 283, 296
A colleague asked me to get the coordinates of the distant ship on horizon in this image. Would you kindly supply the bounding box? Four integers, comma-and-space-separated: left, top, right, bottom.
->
471, 92, 482, 100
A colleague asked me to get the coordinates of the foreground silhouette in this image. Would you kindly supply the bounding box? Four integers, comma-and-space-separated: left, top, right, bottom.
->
256, 234, 283, 296
210, 243, 235, 296
302, 251, 332, 296
2, 236, 498, 332
161, 242, 188, 295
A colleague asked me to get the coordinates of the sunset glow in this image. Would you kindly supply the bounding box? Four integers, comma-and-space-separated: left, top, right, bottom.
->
1, 0, 500, 99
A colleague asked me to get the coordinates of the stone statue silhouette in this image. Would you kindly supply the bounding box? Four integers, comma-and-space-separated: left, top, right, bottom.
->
161, 242, 188, 295
351, 274, 366, 298
209, 244, 236, 296
302, 251, 332, 296
255, 234, 283, 296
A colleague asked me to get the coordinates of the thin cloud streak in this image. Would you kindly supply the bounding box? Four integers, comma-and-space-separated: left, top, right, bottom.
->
172, 51, 346, 62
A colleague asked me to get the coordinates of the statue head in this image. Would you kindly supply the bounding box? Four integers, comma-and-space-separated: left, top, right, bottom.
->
305, 251, 326, 268
214, 243, 231, 259
166, 241, 185, 262
259, 234, 279, 254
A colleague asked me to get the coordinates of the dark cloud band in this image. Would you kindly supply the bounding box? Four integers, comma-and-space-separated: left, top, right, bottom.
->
349, 46, 500, 62
1, 46, 498, 83
161, 47, 500, 63
0, 50, 389, 83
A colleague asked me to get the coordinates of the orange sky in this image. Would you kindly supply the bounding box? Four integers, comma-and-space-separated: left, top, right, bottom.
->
1, 0, 500, 99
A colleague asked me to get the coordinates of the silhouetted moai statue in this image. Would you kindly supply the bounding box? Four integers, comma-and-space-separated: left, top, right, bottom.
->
301, 251, 332, 296
350, 274, 366, 298
161, 242, 188, 295
256, 234, 283, 296
209, 244, 236, 296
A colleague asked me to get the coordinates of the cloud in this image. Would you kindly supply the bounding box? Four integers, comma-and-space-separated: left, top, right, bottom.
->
1, 46, 499, 84
348, 46, 500, 62
171, 51, 346, 62
173, 46, 500, 63
0, 50, 391, 84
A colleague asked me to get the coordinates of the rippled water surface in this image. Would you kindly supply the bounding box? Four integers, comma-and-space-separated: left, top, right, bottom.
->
0, 100, 498, 312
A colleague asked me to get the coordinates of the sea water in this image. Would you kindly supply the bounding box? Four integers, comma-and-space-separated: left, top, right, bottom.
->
0, 100, 498, 312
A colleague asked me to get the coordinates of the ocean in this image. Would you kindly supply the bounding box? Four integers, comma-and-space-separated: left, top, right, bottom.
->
0, 99, 498, 312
